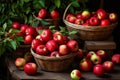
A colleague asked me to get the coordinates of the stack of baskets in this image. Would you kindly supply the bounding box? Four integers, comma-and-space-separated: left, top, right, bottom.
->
63, 3, 118, 41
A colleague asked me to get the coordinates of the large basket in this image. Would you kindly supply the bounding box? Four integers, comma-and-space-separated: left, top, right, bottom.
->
63, 3, 118, 41
31, 49, 77, 72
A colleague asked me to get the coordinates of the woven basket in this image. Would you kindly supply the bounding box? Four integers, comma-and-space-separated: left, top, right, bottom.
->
31, 49, 77, 72
63, 3, 118, 41
12, 45, 31, 59
34, 16, 60, 30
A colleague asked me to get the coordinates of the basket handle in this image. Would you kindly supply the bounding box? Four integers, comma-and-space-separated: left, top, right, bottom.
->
63, 3, 72, 21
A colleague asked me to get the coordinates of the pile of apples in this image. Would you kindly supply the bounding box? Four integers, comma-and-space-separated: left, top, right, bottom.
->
11, 22, 38, 45
66, 8, 118, 26
70, 49, 120, 80
31, 29, 79, 57
37, 8, 60, 19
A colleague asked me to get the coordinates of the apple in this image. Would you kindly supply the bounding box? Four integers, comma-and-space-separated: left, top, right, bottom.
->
36, 45, 48, 55
90, 54, 102, 64
111, 54, 120, 64
25, 27, 37, 37
36, 26, 43, 32
66, 13, 74, 21
50, 51, 60, 57
100, 19, 110, 26
15, 57, 26, 70
103, 61, 114, 72
20, 24, 29, 34
38, 8, 47, 19
67, 40, 79, 52
81, 10, 91, 20
53, 34, 64, 45
36, 34, 45, 44
31, 39, 43, 50
50, 10, 60, 19
67, 15, 76, 23
96, 50, 106, 59
93, 64, 104, 77
63, 36, 69, 44
40, 29, 53, 43
79, 58, 93, 72
24, 62, 37, 75
86, 51, 96, 59
24, 35, 34, 45
53, 31, 62, 36
59, 44, 69, 56
96, 8, 107, 20
46, 40, 59, 52
76, 49, 83, 59
70, 69, 82, 80
109, 12, 118, 22
76, 13, 83, 19
88, 17, 99, 26
12, 22, 21, 29
74, 18, 84, 25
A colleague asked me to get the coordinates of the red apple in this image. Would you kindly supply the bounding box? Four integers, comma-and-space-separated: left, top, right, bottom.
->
50, 10, 60, 19
20, 24, 29, 34
76, 13, 83, 19
86, 51, 96, 59
88, 17, 99, 26
79, 58, 93, 72
15, 57, 26, 70
36, 45, 48, 55
67, 40, 79, 52
12, 22, 21, 29
103, 61, 114, 72
96, 8, 107, 20
38, 8, 47, 19
66, 13, 74, 21
74, 18, 84, 25
76, 49, 83, 59
59, 44, 69, 56
31, 39, 43, 50
109, 12, 118, 22
112, 54, 120, 64
24, 35, 34, 45
46, 40, 59, 52
96, 50, 106, 59
53, 31, 62, 36
81, 10, 91, 20
63, 36, 69, 44
67, 15, 76, 23
90, 54, 102, 64
25, 27, 37, 37
93, 64, 104, 77
36, 34, 45, 44
24, 62, 37, 75
40, 29, 53, 43
70, 69, 82, 80
53, 34, 64, 45
50, 51, 60, 57
100, 19, 110, 26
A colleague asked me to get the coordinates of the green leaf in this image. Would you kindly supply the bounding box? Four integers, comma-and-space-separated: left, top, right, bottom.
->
9, 40, 17, 50
39, 0, 45, 8
3, 23, 7, 31
72, 1, 80, 8
69, 7, 74, 14
14, 36, 24, 42
24, 0, 31, 3
68, 30, 78, 35
37, 30, 43, 34
49, 6, 56, 12
54, 0, 61, 8
40, 20, 50, 26
9, 29, 20, 34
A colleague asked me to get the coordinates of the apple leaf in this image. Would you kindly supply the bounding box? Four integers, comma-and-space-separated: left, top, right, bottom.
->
54, 0, 61, 8
71, 1, 80, 8
9, 40, 17, 50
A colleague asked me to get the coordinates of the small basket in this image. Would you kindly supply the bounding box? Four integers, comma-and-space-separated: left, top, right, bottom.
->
63, 3, 118, 41
31, 49, 77, 72
34, 16, 60, 30
12, 45, 31, 59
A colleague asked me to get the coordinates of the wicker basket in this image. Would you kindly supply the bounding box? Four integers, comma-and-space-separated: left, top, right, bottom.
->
12, 45, 31, 59
31, 49, 77, 72
34, 16, 60, 30
63, 3, 118, 41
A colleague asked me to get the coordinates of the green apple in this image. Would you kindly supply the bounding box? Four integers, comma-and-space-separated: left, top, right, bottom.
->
90, 54, 102, 64
70, 69, 82, 80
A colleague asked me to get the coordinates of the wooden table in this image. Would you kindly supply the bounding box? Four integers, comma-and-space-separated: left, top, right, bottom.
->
6, 57, 120, 80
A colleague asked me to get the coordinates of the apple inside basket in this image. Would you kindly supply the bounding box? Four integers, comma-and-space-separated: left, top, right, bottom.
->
30, 48, 77, 72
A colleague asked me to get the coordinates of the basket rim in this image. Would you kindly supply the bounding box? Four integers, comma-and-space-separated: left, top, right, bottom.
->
30, 48, 77, 61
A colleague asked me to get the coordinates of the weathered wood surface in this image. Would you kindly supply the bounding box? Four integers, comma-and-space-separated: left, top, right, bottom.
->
6, 57, 120, 80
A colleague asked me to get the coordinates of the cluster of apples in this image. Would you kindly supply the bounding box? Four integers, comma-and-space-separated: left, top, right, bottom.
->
66, 8, 118, 26
37, 8, 60, 19
70, 49, 120, 80
31, 29, 79, 57
11, 22, 38, 45
14, 52, 37, 75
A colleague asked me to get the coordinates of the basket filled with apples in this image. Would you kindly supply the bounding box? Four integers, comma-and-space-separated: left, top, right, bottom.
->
30, 29, 79, 72
63, 3, 118, 41
33, 8, 60, 30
